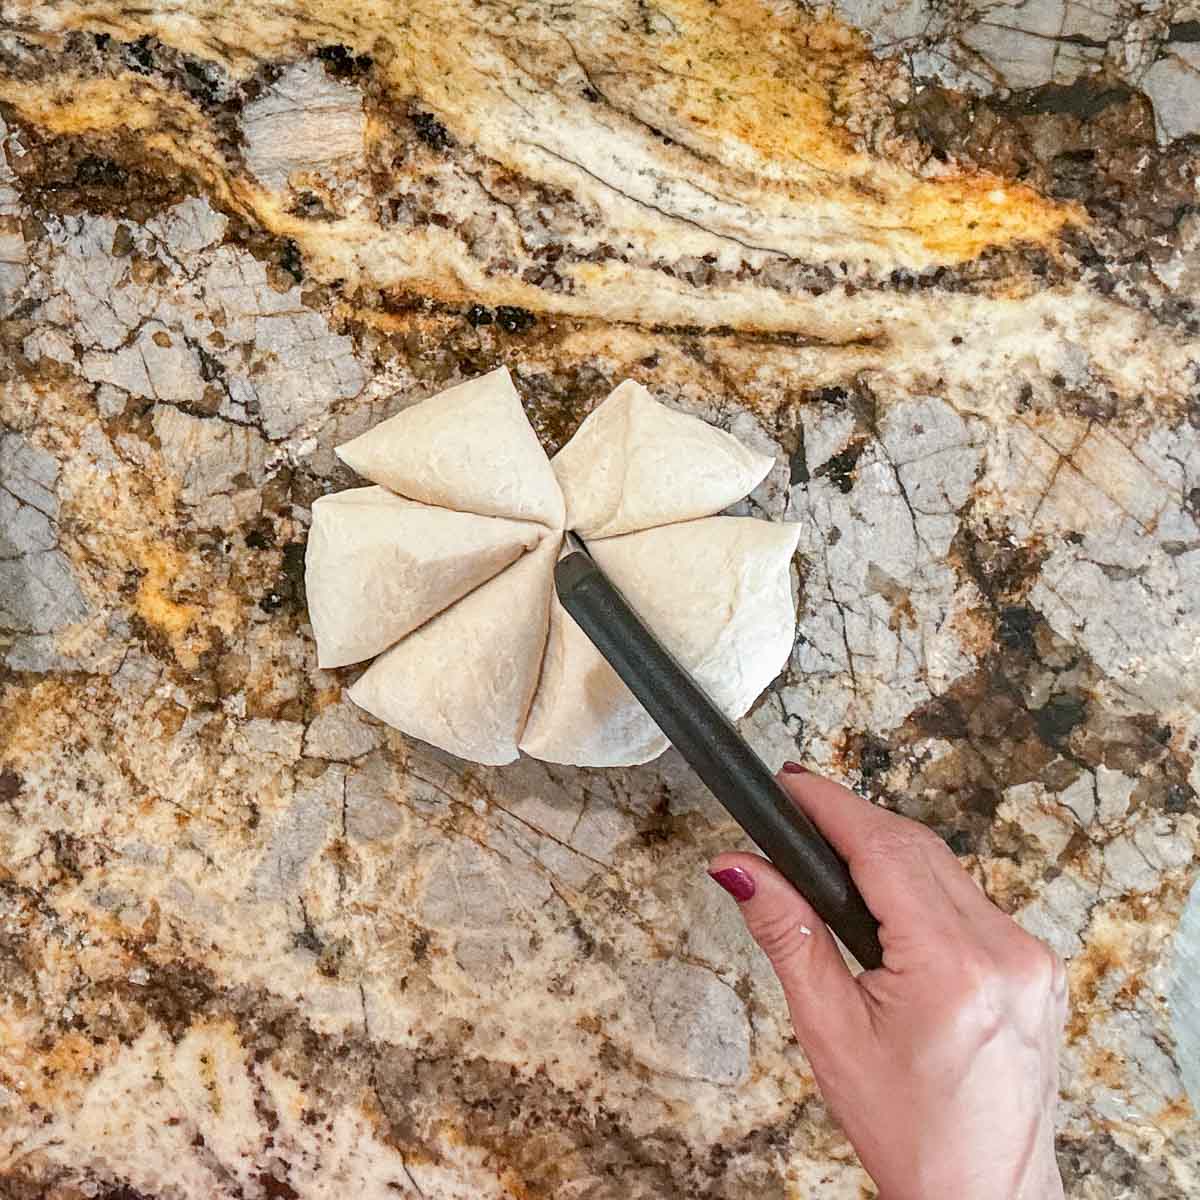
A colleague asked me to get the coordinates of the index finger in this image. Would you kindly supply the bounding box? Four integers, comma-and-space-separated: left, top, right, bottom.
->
779, 764, 987, 929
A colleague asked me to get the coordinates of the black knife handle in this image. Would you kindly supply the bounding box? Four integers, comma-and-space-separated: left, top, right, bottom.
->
555, 549, 883, 970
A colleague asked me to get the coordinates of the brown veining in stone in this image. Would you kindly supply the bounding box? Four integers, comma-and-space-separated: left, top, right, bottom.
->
1, 0, 1198, 1195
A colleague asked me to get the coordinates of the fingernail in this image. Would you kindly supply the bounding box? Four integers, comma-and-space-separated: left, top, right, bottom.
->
781, 761, 810, 775
708, 866, 756, 902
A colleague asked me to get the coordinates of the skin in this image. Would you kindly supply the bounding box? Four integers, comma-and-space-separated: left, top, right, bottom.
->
709, 764, 1067, 1200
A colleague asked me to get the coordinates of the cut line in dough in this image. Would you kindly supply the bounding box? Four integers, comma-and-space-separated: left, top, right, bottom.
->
520, 516, 800, 767
305, 486, 543, 668
308, 371, 799, 768
349, 537, 559, 766
552, 379, 774, 538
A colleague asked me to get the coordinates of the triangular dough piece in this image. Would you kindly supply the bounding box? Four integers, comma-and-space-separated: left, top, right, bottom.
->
593, 517, 802, 715
306, 486, 542, 669
520, 517, 800, 767
335, 367, 565, 529
519, 594, 670, 768
552, 381, 774, 538
348, 537, 558, 765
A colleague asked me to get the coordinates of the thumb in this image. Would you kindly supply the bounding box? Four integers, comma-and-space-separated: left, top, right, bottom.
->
708, 851, 868, 1045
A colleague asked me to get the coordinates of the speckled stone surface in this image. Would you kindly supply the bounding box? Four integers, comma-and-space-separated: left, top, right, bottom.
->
0, 2, 1198, 1197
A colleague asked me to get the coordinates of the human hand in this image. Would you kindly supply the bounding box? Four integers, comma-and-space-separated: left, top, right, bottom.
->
709, 764, 1067, 1200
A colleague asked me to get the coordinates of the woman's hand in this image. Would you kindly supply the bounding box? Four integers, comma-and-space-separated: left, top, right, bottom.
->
709, 764, 1067, 1200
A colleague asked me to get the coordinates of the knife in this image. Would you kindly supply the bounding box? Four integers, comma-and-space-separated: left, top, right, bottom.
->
554, 532, 883, 970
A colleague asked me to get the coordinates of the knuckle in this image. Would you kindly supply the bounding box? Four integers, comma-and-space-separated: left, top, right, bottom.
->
1051, 952, 1070, 1009
940, 951, 1005, 1028
982, 934, 1065, 1006
747, 907, 814, 970
942, 939, 1067, 1033
1011, 938, 1063, 998
951, 946, 997, 997
859, 822, 939, 865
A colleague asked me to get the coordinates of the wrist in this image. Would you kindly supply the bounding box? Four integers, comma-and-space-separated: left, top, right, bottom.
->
874, 1146, 1062, 1200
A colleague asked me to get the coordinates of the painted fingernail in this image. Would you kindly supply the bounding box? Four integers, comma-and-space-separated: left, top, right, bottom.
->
708, 866, 756, 902
781, 761, 810, 775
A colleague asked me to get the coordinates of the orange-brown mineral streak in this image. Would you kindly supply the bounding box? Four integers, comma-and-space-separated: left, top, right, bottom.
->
4, 0, 1079, 272
640, 0, 1078, 258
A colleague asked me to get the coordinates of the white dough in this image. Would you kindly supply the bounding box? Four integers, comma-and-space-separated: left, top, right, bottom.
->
309, 370, 800, 768
519, 593, 670, 768
305, 486, 541, 668
520, 516, 801, 767
552, 380, 773, 538
336, 366, 565, 529
348, 537, 558, 765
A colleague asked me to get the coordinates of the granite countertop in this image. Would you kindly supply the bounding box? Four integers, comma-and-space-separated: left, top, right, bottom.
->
1, 1, 1198, 1197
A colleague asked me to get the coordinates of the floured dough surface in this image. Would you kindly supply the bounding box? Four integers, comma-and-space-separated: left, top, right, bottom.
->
592, 517, 802, 717
519, 593, 671, 768
305, 486, 542, 668
307, 372, 799, 767
336, 367, 566, 529
521, 517, 800, 767
349, 537, 558, 766
552, 380, 773, 538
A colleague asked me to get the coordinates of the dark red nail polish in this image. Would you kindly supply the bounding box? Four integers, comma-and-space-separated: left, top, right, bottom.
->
709, 867, 756, 902
781, 761, 810, 775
